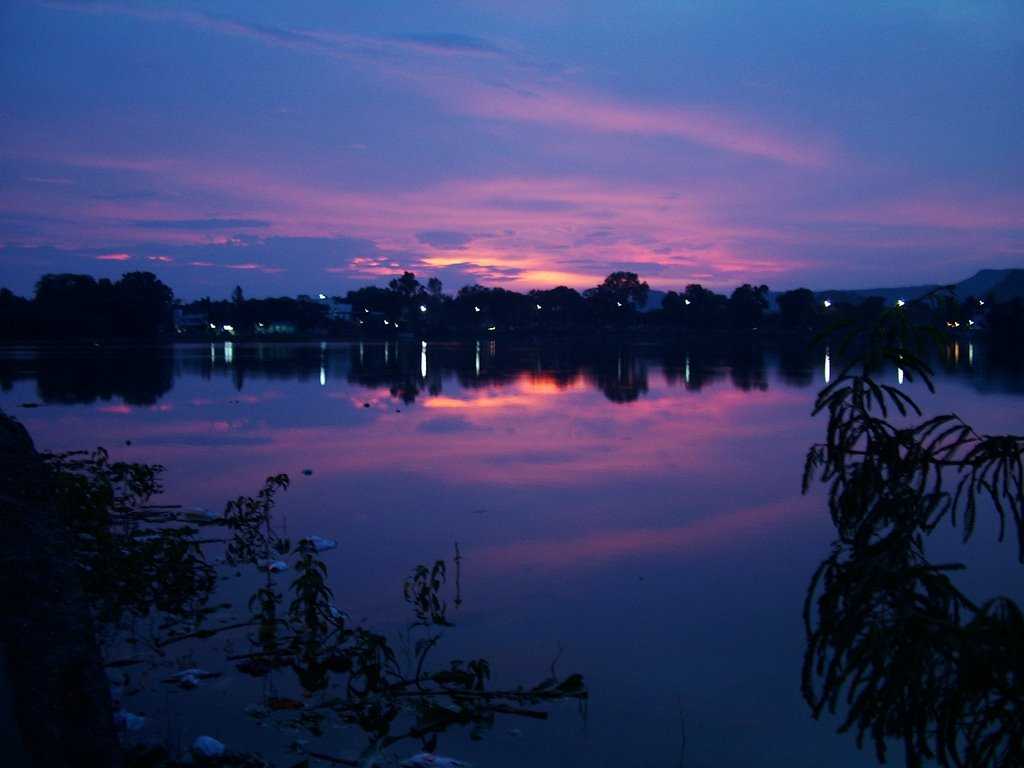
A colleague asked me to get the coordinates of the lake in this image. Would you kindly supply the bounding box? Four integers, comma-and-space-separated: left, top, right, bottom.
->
2, 336, 1022, 767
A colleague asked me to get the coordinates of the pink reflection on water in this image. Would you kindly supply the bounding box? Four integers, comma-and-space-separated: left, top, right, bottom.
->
211, 373, 813, 489
474, 496, 818, 574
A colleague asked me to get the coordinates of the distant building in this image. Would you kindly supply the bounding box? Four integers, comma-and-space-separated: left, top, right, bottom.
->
254, 321, 298, 335
324, 299, 352, 321
173, 307, 209, 333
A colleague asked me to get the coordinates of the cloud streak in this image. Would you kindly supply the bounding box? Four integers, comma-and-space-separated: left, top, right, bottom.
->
446, 84, 835, 167
39, 0, 830, 169
130, 217, 270, 230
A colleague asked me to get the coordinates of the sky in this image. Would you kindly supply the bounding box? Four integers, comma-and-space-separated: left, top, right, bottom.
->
0, 0, 1022, 299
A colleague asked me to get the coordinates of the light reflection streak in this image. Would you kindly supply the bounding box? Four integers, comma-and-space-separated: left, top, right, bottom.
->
223, 341, 233, 365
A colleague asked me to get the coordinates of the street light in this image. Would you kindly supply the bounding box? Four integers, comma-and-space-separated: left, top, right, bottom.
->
896, 298, 906, 308
536, 303, 542, 310
419, 304, 427, 313
318, 293, 327, 300
684, 298, 691, 306
473, 306, 480, 312
823, 299, 832, 309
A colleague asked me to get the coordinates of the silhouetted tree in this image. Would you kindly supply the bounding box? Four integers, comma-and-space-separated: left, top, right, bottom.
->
0, 287, 37, 339
114, 271, 174, 336
777, 288, 819, 329
727, 283, 769, 329
388, 271, 424, 299
802, 292, 1024, 767
528, 286, 588, 326
584, 271, 649, 324
673, 284, 728, 329
589, 271, 649, 309
31, 272, 173, 338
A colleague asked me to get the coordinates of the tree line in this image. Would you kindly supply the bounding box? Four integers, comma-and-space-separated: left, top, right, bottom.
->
1, 269, 1021, 340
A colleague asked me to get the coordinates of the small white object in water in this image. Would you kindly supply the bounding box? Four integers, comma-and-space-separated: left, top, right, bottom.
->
401, 754, 470, 768
192, 735, 225, 757
114, 709, 145, 731
304, 535, 338, 553
167, 668, 213, 688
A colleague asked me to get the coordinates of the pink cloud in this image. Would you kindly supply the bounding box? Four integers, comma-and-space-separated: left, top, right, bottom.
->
226, 262, 283, 272
96, 252, 131, 261
448, 84, 834, 168
97, 404, 133, 414
5, 139, 1015, 291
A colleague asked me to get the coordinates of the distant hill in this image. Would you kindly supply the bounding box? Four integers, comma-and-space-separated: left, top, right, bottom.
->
639, 269, 1023, 312
954, 269, 1018, 300
815, 268, 1024, 305
964, 269, 1024, 302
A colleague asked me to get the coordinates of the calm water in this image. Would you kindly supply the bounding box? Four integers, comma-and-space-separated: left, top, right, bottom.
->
2, 337, 1022, 767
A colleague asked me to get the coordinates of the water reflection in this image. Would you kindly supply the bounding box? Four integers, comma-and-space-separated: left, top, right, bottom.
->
1, 337, 1022, 767
2, 337, 1022, 408
0, 345, 175, 405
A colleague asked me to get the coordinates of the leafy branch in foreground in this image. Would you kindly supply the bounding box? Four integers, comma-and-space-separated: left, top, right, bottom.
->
37, 449, 586, 766
802, 292, 1024, 767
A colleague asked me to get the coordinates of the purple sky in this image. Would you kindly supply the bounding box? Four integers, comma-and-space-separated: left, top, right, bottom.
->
1, 0, 1022, 298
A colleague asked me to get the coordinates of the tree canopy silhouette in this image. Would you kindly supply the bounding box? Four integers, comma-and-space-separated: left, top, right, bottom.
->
802, 291, 1024, 767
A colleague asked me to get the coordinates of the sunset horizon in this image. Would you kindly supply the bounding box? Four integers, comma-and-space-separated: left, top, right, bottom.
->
2, 1, 1021, 299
